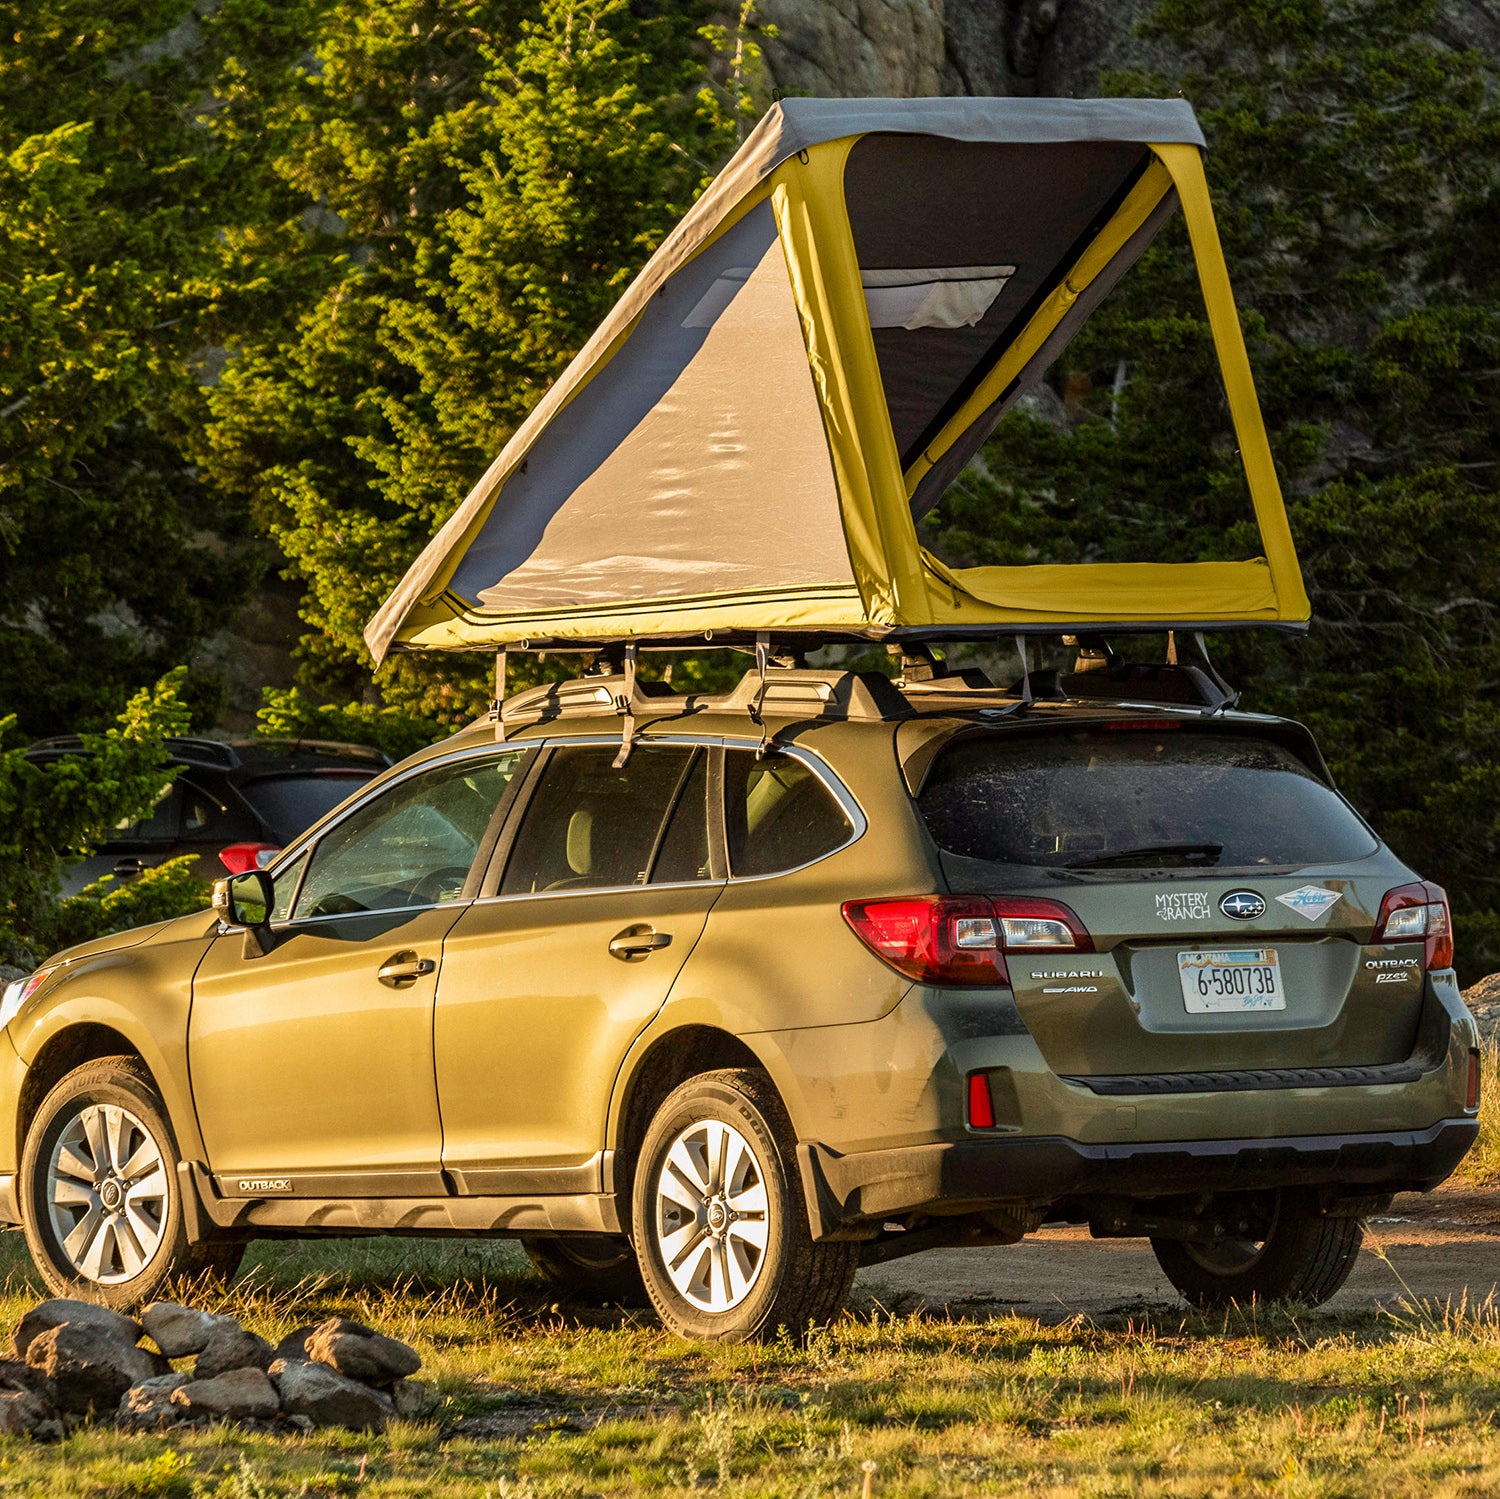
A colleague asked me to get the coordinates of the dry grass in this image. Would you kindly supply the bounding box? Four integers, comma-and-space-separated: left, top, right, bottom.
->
0, 1232, 1497, 1494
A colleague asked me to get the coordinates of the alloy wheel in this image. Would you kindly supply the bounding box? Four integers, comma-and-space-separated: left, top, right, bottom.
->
46, 1103, 168, 1284
653, 1117, 770, 1312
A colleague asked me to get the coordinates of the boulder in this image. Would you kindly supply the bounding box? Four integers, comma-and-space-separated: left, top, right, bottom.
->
391, 1378, 429, 1420
117, 1373, 189, 1432
0, 1358, 48, 1396
194, 1323, 273, 1380
0, 1387, 61, 1440
11, 1299, 141, 1359
25, 1323, 166, 1416
171, 1366, 279, 1423
273, 1324, 319, 1362
305, 1317, 420, 1386
269, 1357, 394, 1432
141, 1303, 228, 1359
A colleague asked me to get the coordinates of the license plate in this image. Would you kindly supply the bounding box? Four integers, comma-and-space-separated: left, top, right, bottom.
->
1178, 948, 1285, 1013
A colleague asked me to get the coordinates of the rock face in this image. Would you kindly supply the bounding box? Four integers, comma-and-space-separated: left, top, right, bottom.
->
1464, 973, 1500, 1046
306, 1317, 421, 1386
171, 1367, 280, 1423
141, 1303, 228, 1359
269, 1357, 395, 1432
721, 0, 1500, 106
24, 1323, 165, 1417
12, 1300, 141, 1360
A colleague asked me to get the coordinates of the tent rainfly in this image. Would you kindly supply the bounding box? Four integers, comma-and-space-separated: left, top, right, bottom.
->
365, 96, 1311, 664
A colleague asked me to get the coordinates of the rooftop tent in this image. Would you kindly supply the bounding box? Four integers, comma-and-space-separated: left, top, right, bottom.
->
365, 97, 1310, 662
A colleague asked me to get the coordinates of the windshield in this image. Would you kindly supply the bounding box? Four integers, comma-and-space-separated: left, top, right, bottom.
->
918, 729, 1379, 870
240, 772, 379, 843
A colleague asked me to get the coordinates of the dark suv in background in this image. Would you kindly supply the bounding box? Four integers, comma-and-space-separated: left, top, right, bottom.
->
25, 737, 389, 892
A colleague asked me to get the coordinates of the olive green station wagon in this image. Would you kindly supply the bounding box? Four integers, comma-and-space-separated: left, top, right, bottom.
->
3, 96, 1480, 1340
0, 663, 1479, 1339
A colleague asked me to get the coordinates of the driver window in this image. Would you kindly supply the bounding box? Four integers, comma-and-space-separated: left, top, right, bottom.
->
294, 752, 526, 919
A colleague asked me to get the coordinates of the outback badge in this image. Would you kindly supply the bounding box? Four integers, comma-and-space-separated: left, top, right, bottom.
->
1220, 890, 1266, 921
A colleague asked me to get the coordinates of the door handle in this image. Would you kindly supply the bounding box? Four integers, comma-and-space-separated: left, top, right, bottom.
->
608, 926, 673, 961
111, 857, 149, 878
377, 952, 437, 987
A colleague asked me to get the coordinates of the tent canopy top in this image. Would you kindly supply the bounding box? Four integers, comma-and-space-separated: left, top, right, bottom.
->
366, 97, 1307, 663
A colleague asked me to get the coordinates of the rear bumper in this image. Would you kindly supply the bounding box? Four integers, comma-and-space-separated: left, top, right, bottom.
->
798, 1118, 1478, 1239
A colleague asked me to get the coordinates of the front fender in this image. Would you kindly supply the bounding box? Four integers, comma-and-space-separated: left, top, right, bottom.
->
8, 929, 214, 1167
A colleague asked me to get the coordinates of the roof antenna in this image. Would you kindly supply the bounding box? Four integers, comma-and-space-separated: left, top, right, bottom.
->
490, 647, 509, 742
612, 641, 640, 768
749, 631, 772, 758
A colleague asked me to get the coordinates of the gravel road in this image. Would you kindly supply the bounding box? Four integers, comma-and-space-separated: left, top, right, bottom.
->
855, 1185, 1500, 1322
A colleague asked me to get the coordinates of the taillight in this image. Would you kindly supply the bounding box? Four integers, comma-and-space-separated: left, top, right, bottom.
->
1374, 882, 1454, 970
219, 843, 281, 875
841, 895, 1091, 987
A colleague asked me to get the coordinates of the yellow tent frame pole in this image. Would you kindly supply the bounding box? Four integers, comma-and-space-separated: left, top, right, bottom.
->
772, 142, 927, 627
1152, 143, 1309, 619
903, 157, 1176, 500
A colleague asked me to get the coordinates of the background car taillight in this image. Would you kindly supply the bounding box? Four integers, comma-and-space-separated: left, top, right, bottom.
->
218, 842, 281, 875
1374, 881, 1454, 970
841, 895, 1091, 987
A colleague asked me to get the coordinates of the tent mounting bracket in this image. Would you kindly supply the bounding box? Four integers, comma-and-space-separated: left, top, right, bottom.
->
490, 647, 510, 742
612, 642, 640, 768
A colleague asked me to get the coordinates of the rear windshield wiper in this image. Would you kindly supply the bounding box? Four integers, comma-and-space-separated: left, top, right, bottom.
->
1065, 842, 1224, 870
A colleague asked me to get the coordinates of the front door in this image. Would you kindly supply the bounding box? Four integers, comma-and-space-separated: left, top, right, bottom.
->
435, 742, 722, 1193
189, 749, 527, 1196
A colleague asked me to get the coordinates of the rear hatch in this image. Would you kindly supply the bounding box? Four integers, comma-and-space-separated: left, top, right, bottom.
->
915, 718, 1426, 1077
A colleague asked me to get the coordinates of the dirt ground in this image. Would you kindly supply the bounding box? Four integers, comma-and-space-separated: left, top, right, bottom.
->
855, 1182, 1500, 1321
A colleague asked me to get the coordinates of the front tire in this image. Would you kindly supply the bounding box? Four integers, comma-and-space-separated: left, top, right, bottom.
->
1151, 1191, 1363, 1309
20, 1057, 238, 1308
631, 1069, 858, 1342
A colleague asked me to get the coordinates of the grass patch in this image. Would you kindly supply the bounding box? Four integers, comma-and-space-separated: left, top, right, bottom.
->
1456, 1042, 1500, 1185
0, 1231, 1495, 1492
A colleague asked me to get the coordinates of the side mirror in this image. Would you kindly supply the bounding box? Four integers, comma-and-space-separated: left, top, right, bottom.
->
211, 869, 275, 930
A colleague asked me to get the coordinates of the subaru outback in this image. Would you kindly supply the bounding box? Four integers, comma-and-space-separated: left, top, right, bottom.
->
0, 660, 1478, 1340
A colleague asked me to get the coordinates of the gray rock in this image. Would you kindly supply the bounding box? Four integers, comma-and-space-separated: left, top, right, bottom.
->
11, 1299, 141, 1359
0, 1357, 47, 1396
305, 1317, 420, 1385
117, 1373, 189, 1432
171, 1366, 279, 1423
141, 1303, 229, 1359
194, 1323, 273, 1380
391, 1378, 429, 1420
273, 1324, 319, 1362
269, 1357, 394, 1432
25, 1323, 166, 1416
0, 1386, 61, 1440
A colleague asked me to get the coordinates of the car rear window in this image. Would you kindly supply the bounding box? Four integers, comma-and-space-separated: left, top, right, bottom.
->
240, 772, 379, 842
917, 729, 1379, 870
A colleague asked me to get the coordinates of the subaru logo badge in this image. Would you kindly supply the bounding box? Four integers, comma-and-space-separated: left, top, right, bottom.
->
1220, 890, 1266, 921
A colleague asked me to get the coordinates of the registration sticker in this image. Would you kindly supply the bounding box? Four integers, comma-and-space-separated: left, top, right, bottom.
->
1179, 948, 1285, 1013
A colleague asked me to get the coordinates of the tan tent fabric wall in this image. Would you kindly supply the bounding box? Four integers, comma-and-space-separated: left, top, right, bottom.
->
365, 97, 1212, 661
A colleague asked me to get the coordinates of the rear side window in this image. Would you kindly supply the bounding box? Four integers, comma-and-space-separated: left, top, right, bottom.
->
918, 730, 1379, 870
500, 746, 694, 895
724, 751, 853, 877
240, 771, 380, 843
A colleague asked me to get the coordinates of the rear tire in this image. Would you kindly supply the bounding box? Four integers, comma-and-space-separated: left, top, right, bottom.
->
1151, 1192, 1363, 1309
631, 1069, 858, 1342
522, 1234, 646, 1305
21, 1056, 237, 1308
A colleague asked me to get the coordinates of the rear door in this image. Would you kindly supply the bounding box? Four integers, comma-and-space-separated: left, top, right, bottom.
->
919, 722, 1424, 1076
434, 741, 721, 1192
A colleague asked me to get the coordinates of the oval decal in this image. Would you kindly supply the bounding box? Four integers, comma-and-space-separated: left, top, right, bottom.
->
1220, 890, 1266, 921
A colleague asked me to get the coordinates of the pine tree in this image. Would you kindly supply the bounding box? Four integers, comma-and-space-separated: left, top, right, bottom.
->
199, 0, 734, 725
